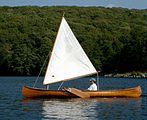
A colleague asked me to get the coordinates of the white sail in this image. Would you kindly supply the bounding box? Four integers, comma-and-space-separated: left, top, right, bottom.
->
43, 17, 97, 85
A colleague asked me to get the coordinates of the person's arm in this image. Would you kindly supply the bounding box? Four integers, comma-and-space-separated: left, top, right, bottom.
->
88, 85, 93, 90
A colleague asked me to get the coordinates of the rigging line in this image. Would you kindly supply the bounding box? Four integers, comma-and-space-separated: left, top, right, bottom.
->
47, 84, 49, 90
58, 81, 64, 90
33, 52, 51, 88
97, 71, 100, 91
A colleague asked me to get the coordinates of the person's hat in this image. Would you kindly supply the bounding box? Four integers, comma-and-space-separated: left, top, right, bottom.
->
90, 78, 96, 82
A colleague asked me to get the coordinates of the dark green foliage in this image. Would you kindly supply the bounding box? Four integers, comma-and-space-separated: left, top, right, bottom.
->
0, 6, 146, 75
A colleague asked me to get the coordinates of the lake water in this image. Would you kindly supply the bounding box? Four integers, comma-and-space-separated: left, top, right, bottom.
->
0, 77, 146, 120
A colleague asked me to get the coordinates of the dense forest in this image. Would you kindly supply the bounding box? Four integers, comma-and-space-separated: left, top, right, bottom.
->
0, 6, 146, 76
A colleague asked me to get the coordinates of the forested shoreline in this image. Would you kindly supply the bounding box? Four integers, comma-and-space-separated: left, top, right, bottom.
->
0, 6, 146, 76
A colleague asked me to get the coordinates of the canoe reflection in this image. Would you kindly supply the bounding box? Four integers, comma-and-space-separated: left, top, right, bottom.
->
40, 98, 142, 120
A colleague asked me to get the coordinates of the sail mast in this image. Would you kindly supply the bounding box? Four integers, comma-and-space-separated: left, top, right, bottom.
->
46, 14, 65, 69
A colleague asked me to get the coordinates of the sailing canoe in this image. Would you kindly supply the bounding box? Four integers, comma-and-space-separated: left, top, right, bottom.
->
22, 17, 142, 99
22, 86, 142, 98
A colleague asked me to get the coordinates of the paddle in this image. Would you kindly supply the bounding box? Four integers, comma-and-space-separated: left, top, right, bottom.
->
64, 88, 90, 98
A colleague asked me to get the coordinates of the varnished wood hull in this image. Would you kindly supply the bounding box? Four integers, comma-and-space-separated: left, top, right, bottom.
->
22, 86, 142, 98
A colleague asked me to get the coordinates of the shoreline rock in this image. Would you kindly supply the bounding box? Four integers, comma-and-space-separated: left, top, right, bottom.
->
104, 71, 147, 78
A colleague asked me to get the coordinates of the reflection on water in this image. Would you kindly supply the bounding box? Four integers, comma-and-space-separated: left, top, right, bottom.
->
42, 99, 92, 120
40, 98, 143, 120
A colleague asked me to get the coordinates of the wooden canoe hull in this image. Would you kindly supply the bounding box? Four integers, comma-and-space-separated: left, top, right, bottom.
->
22, 86, 142, 98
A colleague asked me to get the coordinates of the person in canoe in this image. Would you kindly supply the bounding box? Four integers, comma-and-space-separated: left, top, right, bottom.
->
88, 78, 97, 91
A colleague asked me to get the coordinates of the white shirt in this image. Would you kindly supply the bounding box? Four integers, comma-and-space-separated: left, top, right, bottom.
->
88, 83, 97, 91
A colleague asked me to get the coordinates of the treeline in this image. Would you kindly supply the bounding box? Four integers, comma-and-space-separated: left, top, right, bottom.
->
0, 6, 146, 76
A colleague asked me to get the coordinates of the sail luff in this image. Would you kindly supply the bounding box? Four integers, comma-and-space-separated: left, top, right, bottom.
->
43, 16, 65, 85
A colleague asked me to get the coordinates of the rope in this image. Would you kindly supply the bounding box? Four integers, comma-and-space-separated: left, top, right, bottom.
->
33, 52, 50, 88
97, 71, 100, 91
58, 81, 64, 90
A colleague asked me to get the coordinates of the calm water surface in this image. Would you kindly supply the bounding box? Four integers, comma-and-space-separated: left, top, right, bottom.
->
0, 77, 146, 120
